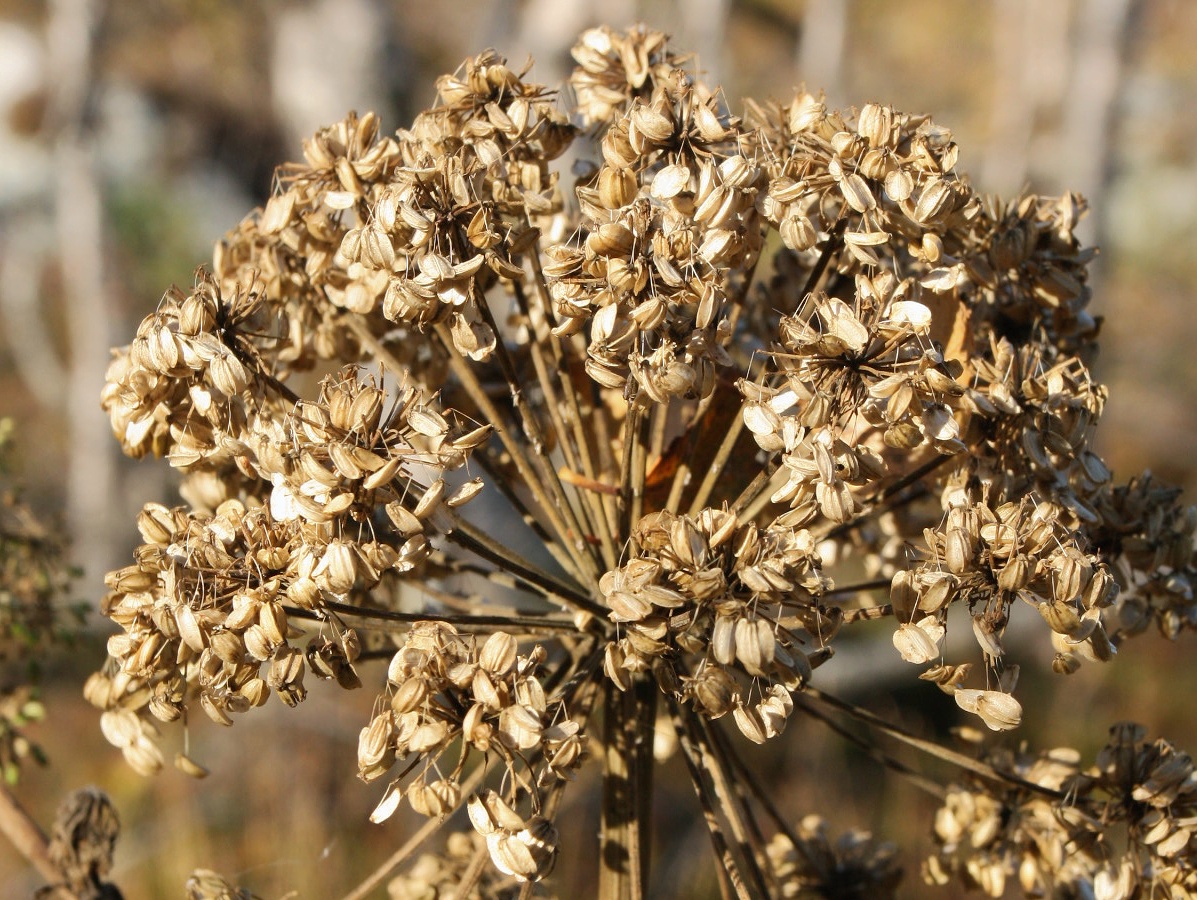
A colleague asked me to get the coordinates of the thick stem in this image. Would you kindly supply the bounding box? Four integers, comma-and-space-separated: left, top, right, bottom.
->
0, 783, 56, 886
598, 677, 656, 900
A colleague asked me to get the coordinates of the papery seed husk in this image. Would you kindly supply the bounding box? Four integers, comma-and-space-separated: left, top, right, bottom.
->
414, 479, 446, 519
480, 632, 518, 675
733, 703, 768, 744
893, 621, 939, 664
369, 781, 403, 824
651, 163, 690, 200
174, 752, 210, 778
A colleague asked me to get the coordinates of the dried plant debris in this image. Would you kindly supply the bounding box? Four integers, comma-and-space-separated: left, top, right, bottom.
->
36, 788, 122, 900
91, 23, 1197, 898
0, 419, 81, 782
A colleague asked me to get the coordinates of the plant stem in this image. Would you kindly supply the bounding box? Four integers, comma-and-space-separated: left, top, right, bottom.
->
668, 700, 755, 900
0, 783, 56, 886
445, 514, 606, 619
686, 410, 745, 516
598, 677, 656, 900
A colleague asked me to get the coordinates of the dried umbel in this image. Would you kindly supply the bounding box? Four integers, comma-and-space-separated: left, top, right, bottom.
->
925, 724, 1197, 898
92, 23, 1197, 897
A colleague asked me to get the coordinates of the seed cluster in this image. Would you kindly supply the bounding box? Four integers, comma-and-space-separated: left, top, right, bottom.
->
926, 724, 1197, 899
91, 23, 1197, 896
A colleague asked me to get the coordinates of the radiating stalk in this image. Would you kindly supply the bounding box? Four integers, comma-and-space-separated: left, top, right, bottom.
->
521, 251, 620, 569
668, 700, 755, 900
790, 691, 945, 798
338, 762, 489, 900
434, 322, 588, 580
467, 294, 601, 582
801, 687, 1067, 800
445, 513, 606, 618
509, 279, 604, 556
686, 411, 745, 516
617, 402, 646, 555
695, 717, 774, 897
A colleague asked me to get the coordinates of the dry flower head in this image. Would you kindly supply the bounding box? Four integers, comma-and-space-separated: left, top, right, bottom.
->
91, 23, 1197, 897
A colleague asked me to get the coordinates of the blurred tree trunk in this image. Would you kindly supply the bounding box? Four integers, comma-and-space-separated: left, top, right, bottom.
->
981, 0, 1071, 194
270, 0, 391, 149
796, 0, 847, 103
1058, 0, 1139, 253
47, 0, 117, 596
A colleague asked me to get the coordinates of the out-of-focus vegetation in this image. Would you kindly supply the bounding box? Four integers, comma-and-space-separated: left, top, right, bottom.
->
0, 1, 1194, 896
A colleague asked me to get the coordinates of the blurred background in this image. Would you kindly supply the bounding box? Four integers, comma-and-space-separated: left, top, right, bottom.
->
0, 0, 1194, 896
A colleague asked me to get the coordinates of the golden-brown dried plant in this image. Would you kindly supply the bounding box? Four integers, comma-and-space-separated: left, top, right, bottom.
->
92, 25, 1197, 899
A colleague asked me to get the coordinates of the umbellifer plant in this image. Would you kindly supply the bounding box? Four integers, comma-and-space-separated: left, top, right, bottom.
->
90, 24, 1197, 899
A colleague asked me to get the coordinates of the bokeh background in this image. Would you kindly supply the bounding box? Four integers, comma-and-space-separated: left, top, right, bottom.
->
0, 0, 1194, 896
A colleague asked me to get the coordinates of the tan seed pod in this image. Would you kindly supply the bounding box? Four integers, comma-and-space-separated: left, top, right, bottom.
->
839, 173, 876, 213
314, 540, 357, 594
385, 501, 423, 536
690, 664, 736, 717
369, 781, 403, 824
735, 617, 775, 676
446, 477, 485, 508
258, 601, 287, 646
239, 678, 268, 708
883, 168, 914, 202
630, 102, 673, 144
243, 624, 275, 662
199, 693, 234, 727
328, 443, 364, 480
971, 616, 1004, 660
732, 703, 768, 744
99, 709, 141, 750
918, 573, 957, 613
123, 737, 166, 776
758, 685, 793, 738
945, 528, 973, 575
598, 165, 638, 209
471, 789, 526, 835
471, 668, 503, 709
650, 163, 690, 200
776, 215, 814, 251
408, 406, 449, 438
480, 632, 518, 676
413, 479, 446, 520
711, 616, 736, 666
148, 693, 183, 723
174, 752, 210, 779
207, 630, 243, 667
587, 222, 635, 257
608, 590, 653, 623
208, 351, 249, 397
175, 603, 206, 653
357, 712, 395, 775
407, 720, 449, 755
603, 642, 632, 692
955, 689, 1023, 732
499, 704, 543, 751
390, 677, 428, 714
913, 178, 953, 223
893, 620, 943, 664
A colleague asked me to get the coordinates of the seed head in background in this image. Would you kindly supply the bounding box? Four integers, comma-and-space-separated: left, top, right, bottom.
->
88, 24, 1197, 899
